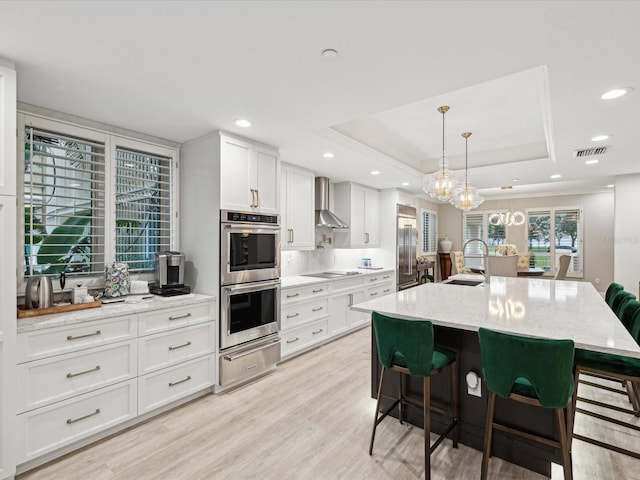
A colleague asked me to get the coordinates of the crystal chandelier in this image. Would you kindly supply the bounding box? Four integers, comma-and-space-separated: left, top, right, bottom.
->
423, 106, 460, 201
450, 132, 484, 211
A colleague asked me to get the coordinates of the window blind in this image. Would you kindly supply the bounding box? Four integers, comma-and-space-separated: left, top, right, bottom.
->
115, 147, 172, 271
23, 127, 106, 277
422, 210, 438, 253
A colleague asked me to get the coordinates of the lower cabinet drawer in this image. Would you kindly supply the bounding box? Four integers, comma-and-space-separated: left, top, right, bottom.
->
281, 318, 329, 357
16, 380, 137, 462
138, 322, 215, 375
138, 302, 214, 336
17, 340, 137, 413
281, 297, 328, 329
138, 355, 214, 414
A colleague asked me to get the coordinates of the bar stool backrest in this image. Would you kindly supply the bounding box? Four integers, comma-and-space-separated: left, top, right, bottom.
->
605, 282, 624, 307
619, 299, 640, 331
613, 292, 637, 320
372, 312, 435, 377
478, 328, 574, 409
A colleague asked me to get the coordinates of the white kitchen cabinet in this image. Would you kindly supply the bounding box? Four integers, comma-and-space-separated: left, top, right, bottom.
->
329, 289, 366, 335
0, 61, 16, 196
333, 182, 380, 248
220, 134, 279, 214
281, 163, 315, 251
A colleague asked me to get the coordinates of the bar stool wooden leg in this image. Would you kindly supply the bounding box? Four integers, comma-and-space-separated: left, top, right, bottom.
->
369, 367, 386, 455
399, 372, 404, 424
450, 360, 459, 448
481, 391, 496, 480
556, 408, 573, 480
424, 376, 431, 480
569, 368, 580, 451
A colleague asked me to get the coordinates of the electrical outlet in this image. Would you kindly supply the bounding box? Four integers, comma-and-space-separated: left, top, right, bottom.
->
594, 278, 600, 285
286, 253, 292, 267
466, 371, 482, 397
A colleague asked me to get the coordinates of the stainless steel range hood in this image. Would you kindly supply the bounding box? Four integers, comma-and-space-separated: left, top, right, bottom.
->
315, 177, 349, 228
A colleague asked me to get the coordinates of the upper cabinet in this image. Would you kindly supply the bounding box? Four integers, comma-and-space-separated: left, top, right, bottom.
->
220, 134, 279, 215
333, 182, 380, 248
281, 163, 315, 251
0, 61, 16, 196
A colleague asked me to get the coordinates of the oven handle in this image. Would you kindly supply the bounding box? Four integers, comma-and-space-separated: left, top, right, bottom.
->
223, 279, 281, 295
222, 337, 281, 361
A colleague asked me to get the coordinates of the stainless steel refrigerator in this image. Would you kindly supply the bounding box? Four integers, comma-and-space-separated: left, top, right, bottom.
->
396, 204, 419, 290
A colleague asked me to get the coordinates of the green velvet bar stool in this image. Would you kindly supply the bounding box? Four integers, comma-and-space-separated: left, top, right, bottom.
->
369, 312, 459, 480
572, 306, 640, 460
478, 328, 575, 480
611, 291, 636, 318
605, 282, 624, 308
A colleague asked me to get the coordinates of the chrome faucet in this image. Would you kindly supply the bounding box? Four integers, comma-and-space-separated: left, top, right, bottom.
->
463, 238, 490, 284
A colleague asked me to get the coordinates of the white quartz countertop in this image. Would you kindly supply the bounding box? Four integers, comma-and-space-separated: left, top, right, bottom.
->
18, 293, 215, 333
351, 276, 640, 359
282, 269, 394, 289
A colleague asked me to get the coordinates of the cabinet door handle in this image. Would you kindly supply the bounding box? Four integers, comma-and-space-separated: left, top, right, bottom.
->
169, 313, 192, 321
250, 189, 256, 208
169, 376, 192, 387
370, 292, 378, 296
365, 232, 370, 244
288, 229, 293, 244
169, 341, 192, 351
67, 408, 101, 425
312, 328, 324, 335
66, 365, 101, 378
312, 288, 324, 293
348, 294, 353, 307
286, 337, 300, 344
286, 313, 300, 318
286, 293, 299, 298
312, 307, 323, 312
254, 189, 260, 208
67, 330, 101, 341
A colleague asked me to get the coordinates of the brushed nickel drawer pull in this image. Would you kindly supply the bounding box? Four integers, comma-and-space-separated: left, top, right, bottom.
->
66, 365, 101, 378
286, 337, 300, 344
286, 313, 300, 318
169, 341, 192, 351
312, 288, 324, 293
312, 328, 324, 335
370, 292, 378, 296
312, 307, 323, 312
67, 330, 101, 341
383, 275, 391, 279
169, 376, 192, 387
383, 289, 391, 293
286, 293, 299, 298
370, 277, 378, 282
169, 313, 192, 321
67, 408, 100, 424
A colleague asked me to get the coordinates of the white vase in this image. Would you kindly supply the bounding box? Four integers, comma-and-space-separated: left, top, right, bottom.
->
439, 236, 453, 253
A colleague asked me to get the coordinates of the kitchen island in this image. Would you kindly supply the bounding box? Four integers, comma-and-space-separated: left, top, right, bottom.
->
351, 276, 640, 475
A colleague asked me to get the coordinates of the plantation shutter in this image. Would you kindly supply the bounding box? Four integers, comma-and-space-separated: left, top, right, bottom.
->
23, 127, 106, 277
422, 210, 438, 253
463, 213, 484, 269
555, 208, 582, 275
115, 147, 172, 271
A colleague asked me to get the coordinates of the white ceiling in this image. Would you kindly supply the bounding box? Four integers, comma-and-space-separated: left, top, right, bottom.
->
1, 1, 639, 200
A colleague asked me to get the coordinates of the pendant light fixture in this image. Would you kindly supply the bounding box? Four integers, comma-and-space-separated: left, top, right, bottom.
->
423, 106, 460, 201
450, 132, 484, 211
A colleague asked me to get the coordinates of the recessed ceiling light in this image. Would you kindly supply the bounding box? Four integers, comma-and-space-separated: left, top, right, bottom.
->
511, 178, 519, 182
585, 159, 599, 165
321, 48, 339, 58
322, 152, 334, 159
550, 174, 562, 179
601, 88, 632, 100
401, 182, 410, 186
370, 170, 380, 175
591, 134, 609, 142
235, 119, 252, 128
607, 184, 615, 188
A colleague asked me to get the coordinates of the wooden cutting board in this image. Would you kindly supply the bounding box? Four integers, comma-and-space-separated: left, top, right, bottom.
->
17, 300, 102, 319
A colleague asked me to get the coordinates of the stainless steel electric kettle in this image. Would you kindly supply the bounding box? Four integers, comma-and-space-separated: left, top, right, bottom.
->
25, 276, 54, 309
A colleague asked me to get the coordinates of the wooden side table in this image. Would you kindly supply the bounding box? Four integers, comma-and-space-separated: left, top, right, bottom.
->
439, 252, 452, 281
416, 261, 435, 284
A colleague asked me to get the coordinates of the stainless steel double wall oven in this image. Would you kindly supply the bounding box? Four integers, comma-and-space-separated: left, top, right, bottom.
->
219, 210, 281, 386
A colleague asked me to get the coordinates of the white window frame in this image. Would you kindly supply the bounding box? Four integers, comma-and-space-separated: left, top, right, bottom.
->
421, 208, 438, 255
17, 112, 179, 294
462, 209, 511, 250
525, 205, 583, 278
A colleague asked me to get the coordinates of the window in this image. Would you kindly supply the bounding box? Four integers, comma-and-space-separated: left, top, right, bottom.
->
422, 209, 438, 254
462, 210, 509, 269
20, 114, 177, 285
527, 207, 582, 277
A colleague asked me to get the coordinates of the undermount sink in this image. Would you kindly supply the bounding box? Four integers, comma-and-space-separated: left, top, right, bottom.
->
445, 279, 484, 286
301, 271, 362, 279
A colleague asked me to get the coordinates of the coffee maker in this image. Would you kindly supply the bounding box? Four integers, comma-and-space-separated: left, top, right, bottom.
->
150, 251, 191, 296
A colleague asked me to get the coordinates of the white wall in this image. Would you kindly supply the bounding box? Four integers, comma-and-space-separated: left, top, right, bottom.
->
614, 174, 640, 297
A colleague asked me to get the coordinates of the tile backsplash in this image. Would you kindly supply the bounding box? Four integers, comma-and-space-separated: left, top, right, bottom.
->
281, 247, 392, 277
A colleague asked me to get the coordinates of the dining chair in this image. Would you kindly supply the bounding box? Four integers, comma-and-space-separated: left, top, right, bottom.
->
486, 255, 518, 277
517, 252, 531, 269
478, 328, 575, 480
369, 312, 459, 480
555, 254, 571, 280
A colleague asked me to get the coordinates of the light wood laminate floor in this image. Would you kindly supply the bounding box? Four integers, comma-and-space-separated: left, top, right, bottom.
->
18, 326, 640, 479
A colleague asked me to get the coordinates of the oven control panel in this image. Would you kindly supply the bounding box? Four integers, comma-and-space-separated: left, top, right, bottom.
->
223, 210, 279, 225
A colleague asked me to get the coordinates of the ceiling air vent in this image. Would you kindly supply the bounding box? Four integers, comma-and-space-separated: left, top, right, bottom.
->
573, 146, 610, 158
